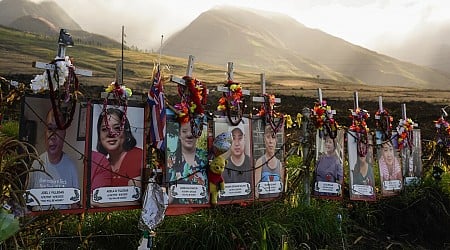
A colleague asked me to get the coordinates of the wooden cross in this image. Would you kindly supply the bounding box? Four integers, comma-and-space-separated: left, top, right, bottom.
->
401, 103, 418, 127
252, 73, 281, 103
216, 62, 250, 95
170, 55, 195, 86
100, 60, 140, 101
32, 29, 92, 77
352, 91, 359, 114
316, 88, 336, 117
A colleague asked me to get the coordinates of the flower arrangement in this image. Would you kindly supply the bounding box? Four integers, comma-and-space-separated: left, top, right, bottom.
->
349, 108, 370, 156
175, 76, 207, 125
217, 80, 243, 112
434, 117, 450, 136
258, 94, 284, 134
434, 109, 450, 148
312, 100, 337, 138
217, 80, 244, 126
397, 118, 415, 150
30, 56, 72, 93
105, 81, 133, 100
102, 81, 133, 137
349, 108, 370, 133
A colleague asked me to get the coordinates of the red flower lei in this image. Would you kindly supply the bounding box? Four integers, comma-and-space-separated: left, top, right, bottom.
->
47, 58, 79, 130
102, 81, 131, 137
258, 94, 284, 135
311, 100, 338, 139
174, 76, 208, 137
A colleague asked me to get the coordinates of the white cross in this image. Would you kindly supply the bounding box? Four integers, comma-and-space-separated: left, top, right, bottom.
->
252, 73, 281, 103
170, 55, 195, 86
32, 29, 93, 77
216, 62, 250, 95
316, 88, 336, 116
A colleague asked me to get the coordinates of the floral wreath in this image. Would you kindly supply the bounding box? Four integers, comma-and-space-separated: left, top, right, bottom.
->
311, 100, 338, 139
257, 94, 284, 135
102, 81, 132, 137
349, 108, 370, 157
374, 108, 393, 142
434, 108, 450, 147
174, 76, 207, 138
217, 80, 244, 126
397, 117, 415, 150
32, 56, 80, 130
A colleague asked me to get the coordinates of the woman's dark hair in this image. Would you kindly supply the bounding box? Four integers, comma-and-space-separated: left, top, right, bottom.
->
96, 108, 137, 155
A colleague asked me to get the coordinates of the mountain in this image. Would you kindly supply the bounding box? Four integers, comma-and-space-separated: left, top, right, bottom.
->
0, 0, 120, 48
162, 6, 450, 90
9, 15, 59, 35
0, 0, 81, 30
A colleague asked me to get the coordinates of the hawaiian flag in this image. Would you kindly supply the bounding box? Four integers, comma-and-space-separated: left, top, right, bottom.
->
148, 64, 166, 150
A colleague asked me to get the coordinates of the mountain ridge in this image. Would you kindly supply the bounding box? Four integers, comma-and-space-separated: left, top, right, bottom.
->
162, 5, 450, 90
0, 0, 120, 48
1, 1, 449, 90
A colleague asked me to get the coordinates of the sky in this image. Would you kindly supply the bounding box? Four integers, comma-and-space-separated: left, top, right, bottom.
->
30, 0, 450, 55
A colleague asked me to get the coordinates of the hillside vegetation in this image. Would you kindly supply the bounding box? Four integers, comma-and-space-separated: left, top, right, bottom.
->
2, 26, 450, 105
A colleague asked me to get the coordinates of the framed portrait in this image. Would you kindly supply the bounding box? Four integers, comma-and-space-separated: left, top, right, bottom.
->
348, 132, 376, 201
313, 129, 345, 199
165, 109, 209, 207
20, 95, 85, 213
214, 117, 253, 203
377, 134, 403, 196
402, 129, 422, 186
252, 118, 285, 199
88, 102, 145, 209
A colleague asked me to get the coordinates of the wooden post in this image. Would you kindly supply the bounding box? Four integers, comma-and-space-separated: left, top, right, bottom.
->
116, 60, 123, 85
302, 106, 311, 206
121, 25, 125, 84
